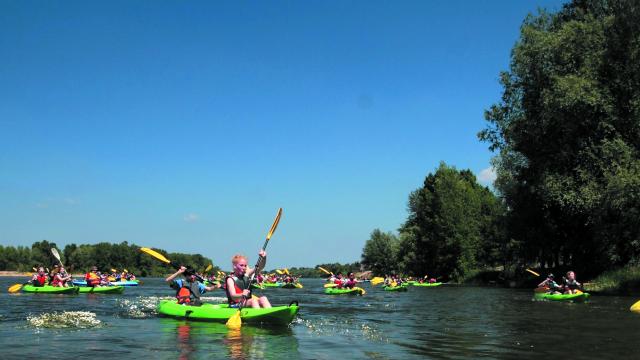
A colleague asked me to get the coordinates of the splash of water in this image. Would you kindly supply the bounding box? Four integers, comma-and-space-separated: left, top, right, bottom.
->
113, 295, 227, 318
27, 311, 101, 329
295, 317, 387, 343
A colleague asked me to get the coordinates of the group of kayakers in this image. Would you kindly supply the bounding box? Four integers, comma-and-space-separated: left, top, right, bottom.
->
328, 272, 360, 289
29, 265, 137, 288
537, 271, 583, 294
166, 250, 273, 309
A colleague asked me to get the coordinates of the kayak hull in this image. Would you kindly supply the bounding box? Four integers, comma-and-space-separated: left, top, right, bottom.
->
412, 282, 442, 287
22, 285, 79, 294
261, 282, 282, 288
78, 286, 125, 294
157, 300, 299, 326
73, 280, 138, 287
324, 287, 364, 295
534, 292, 590, 302
384, 286, 408, 292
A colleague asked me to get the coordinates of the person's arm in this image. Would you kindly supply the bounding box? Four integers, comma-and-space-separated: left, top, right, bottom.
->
246, 250, 267, 278
226, 277, 250, 301
166, 266, 186, 283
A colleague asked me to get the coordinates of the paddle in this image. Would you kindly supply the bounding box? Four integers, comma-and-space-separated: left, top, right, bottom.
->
631, 300, 640, 313
526, 268, 540, 277
227, 207, 283, 329
202, 264, 213, 274
317, 267, 333, 275
276, 269, 284, 275
51, 248, 64, 267
370, 277, 385, 286
139, 247, 205, 282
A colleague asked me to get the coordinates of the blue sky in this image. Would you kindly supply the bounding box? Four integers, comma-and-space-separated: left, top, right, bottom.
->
0, 0, 565, 269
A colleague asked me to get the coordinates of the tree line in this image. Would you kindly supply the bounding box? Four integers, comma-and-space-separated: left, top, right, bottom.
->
0, 240, 215, 277
362, 0, 640, 281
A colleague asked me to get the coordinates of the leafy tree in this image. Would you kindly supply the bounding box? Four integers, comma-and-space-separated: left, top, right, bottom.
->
361, 229, 399, 276
479, 0, 640, 275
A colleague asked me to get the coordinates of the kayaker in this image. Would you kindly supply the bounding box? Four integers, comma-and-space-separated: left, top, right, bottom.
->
538, 273, 562, 294
333, 272, 345, 288
563, 271, 582, 294
51, 266, 72, 287
344, 272, 358, 289
225, 252, 272, 309
166, 266, 219, 305
85, 266, 102, 287
30, 267, 48, 287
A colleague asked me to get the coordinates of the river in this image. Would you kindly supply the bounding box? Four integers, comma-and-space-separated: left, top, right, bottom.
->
1, 277, 638, 359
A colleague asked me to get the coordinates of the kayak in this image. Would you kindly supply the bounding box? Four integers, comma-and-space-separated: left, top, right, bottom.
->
22, 285, 79, 294
534, 292, 590, 302
262, 282, 282, 288
73, 280, 138, 287
250, 283, 265, 290
412, 282, 442, 287
384, 285, 408, 292
157, 300, 299, 326
324, 287, 365, 295
78, 286, 125, 294
281, 283, 303, 289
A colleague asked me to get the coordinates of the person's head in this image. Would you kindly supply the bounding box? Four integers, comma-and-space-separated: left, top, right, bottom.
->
37, 267, 45, 274
91, 266, 98, 272
232, 254, 248, 274
348, 272, 355, 279
336, 272, 343, 278
184, 269, 197, 282
566, 271, 575, 280
59, 266, 65, 273
547, 273, 554, 280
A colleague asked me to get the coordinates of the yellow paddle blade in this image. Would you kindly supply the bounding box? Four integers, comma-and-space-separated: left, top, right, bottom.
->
266, 208, 283, 240
526, 268, 540, 277
110, 268, 117, 273
139, 248, 171, 264
355, 287, 366, 295
226, 310, 242, 329
276, 269, 284, 275
631, 300, 640, 313
204, 264, 212, 273
317, 267, 332, 275
371, 277, 384, 286
324, 283, 338, 288
284, 268, 290, 275
124, 268, 128, 273
8, 284, 23, 293
32, 267, 37, 272
295, 283, 303, 288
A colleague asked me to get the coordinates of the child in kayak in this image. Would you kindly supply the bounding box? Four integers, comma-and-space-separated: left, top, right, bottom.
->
537, 273, 562, 294
166, 266, 219, 305
85, 266, 102, 287
225, 251, 271, 309
563, 271, 582, 294
30, 267, 48, 287
333, 272, 345, 288
51, 266, 72, 287
344, 272, 358, 289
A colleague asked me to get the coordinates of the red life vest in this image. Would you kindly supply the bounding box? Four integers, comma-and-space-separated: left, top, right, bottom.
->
85, 272, 100, 286
34, 274, 47, 286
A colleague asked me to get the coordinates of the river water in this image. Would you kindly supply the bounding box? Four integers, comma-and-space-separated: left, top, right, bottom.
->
1, 277, 639, 359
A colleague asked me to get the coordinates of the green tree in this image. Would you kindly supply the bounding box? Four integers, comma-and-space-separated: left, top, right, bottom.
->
479, 0, 640, 275
361, 229, 399, 276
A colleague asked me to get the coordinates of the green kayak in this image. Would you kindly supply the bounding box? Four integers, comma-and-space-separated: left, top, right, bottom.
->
251, 283, 265, 290
384, 285, 408, 292
534, 291, 590, 302
78, 286, 124, 294
22, 285, 79, 294
324, 287, 365, 295
157, 300, 299, 326
262, 282, 282, 288
412, 282, 442, 287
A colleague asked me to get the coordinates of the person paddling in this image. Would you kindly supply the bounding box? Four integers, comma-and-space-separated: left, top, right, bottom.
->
30, 267, 48, 287
85, 266, 102, 287
344, 272, 358, 289
538, 273, 562, 294
51, 266, 72, 287
166, 266, 218, 306
563, 271, 582, 294
225, 252, 272, 309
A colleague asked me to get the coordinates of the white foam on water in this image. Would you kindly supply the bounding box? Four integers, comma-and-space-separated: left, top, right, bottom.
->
296, 317, 387, 343
27, 311, 102, 329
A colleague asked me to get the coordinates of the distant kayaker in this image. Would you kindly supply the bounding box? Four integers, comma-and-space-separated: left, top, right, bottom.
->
334, 272, 345, 288
563, 271, 582, 294
51, 266, 72, 287
85, 266, 102, 287
538, 273, 562, 294
225, 251, 272, 309
166, 266, 219, 305
30, 267, 48, 287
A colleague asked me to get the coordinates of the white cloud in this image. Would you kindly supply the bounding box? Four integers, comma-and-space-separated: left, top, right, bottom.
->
184, 213, 200, 223
478, 166, 497, 185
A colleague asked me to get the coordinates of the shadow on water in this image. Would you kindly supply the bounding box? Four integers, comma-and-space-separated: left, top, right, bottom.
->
158, 318, 298, 360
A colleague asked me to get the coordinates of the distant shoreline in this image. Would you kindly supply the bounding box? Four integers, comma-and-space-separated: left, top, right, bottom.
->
0, 271, 86, 277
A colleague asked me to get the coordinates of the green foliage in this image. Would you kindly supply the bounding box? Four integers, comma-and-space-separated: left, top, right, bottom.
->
361, 229, 400, 276
0, 241, 213, 277
479, 0, 640, 275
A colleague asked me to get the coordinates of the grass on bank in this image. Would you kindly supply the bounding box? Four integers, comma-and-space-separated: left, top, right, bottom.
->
584, 266, 640, 294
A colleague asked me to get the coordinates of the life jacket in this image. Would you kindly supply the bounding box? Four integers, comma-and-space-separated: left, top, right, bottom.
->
34, 274, 47, 286
85, 272, 100, 286
51, 273, 63, 286
175, 280, 202, 304
225, 274, 251, 304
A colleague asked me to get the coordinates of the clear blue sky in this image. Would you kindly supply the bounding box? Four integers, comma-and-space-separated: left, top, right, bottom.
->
0, 0, 565, 269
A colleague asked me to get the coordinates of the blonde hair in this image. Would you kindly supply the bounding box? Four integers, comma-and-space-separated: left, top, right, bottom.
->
232, 254, 247, 265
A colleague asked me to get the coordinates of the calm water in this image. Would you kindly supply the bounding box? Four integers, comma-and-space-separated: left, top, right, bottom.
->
1, 277, 639, 359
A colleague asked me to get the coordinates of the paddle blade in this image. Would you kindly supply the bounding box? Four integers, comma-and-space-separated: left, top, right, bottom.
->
204, 264, 212, 273
110, 268, 117, 273
284, 268, 290, 275
8, 284, 23, 293
139, 248, 171, 264
324, 283, 338, 288
276, 269, 284, 275
51, 248, 62, 264
371, 277, 384, 286
295, 283, 303, 288
266, 208, 283, 240
317, 267, 332, 275
124, 268, 128, 273
631, 300, 640, 313
32, 267, 37, 272
526, 269, 540, 277
355, 287, 366, 295
226, 310, 242, 329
